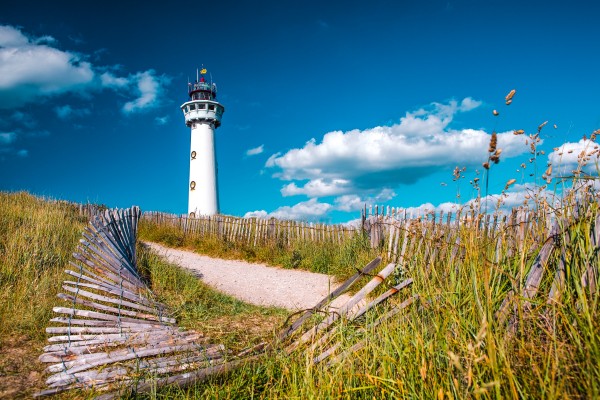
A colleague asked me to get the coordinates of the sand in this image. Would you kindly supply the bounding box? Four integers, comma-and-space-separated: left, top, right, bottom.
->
144, 242, 354, 312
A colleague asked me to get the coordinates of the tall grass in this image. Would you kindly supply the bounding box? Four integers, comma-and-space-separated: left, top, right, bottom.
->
139, 194, 598, 399
0, 192, 286, 397
139, 220, 378, 281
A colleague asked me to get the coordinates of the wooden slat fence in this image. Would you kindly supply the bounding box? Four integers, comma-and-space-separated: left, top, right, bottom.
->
142, 212, 358, 247
36, 207, 230, 397
37, 197, 599, 397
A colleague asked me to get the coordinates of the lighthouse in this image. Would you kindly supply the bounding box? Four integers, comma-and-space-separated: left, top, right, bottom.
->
181, 68, 225, 217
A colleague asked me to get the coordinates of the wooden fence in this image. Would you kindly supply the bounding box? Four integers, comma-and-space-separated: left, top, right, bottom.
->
142, 211, 359, 246
365, 205, 555, 262
37, 200, 599, 397
36, 207, 228, 397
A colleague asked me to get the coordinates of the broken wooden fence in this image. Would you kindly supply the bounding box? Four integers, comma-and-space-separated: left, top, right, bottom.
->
38, 200, 599, 397
35, 207, 416, 397
36, 207, 231, 398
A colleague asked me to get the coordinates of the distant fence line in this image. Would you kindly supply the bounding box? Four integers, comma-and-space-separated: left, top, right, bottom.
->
141, 212, 359, 246
141, 202, 555, 257
73, 198, 588, 260
362, 201, 572, 262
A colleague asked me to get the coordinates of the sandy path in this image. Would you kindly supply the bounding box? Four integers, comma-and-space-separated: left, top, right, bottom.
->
145, 242, 353, 312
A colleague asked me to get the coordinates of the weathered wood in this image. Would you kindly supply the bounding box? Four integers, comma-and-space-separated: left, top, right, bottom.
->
56, 293, 176, 324
350, 278, 413, 320
277, 257, 382, 341
289, 262, 397, 350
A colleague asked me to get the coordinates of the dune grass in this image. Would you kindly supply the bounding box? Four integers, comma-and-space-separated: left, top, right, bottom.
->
1, 185, 598, 399
138, 219, 378, 281
0, 192, 286, 398
134, 194, 599, 399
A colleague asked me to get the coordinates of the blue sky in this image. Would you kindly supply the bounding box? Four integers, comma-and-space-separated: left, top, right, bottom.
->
1, 0, 599, 222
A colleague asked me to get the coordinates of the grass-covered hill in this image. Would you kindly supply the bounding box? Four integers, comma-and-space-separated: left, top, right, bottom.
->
1, 191, 599, 399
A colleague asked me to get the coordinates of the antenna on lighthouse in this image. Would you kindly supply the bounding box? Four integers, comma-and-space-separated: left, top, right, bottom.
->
180, 66, 225, 217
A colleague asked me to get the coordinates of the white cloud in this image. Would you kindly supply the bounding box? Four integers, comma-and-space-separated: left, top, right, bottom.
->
0, 25, 169, 113
246, 145, 264, 156
548, 139, 600, 176
244, 198, 333, 221
122, 70, 167, 114
281, 178, 353, 197
0, 132, 16, 144
0, 25, 29, 47
0, 26, 94, 108
334, 188, 396, 212
100, 72, 129, 88
266, 98, 528, 199
243, 210, 268, 219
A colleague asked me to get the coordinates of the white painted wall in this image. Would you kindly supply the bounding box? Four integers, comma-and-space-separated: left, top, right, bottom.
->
188, 122, 219, 216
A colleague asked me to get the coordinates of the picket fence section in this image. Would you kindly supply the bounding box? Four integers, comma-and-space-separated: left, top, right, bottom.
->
142, 211, 358, 246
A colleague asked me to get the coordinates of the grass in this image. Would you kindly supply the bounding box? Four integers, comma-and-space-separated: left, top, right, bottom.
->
1, 183, 598, 398
135, 193, 599, 399
138, 219, 378, 282
0, 192, 286, 398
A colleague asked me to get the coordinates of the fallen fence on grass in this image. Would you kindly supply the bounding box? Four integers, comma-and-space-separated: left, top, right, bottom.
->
36, 207, 230, 398
37, 198, 600, 397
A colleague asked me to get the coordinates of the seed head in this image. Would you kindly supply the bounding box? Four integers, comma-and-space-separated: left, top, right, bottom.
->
505, 89, 516, 105
488, 132, 498, 153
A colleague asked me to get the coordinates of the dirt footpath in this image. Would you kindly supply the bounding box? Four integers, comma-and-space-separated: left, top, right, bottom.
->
145, 242, 353, 312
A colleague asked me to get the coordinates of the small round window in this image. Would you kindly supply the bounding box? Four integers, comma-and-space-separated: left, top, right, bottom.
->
190, 181, 196, 190
191, 151, 196, 160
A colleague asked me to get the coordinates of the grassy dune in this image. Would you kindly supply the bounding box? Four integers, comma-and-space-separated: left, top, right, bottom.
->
138, 195, 600, 399
1, 190, 599, 399
0, 192, 285, 398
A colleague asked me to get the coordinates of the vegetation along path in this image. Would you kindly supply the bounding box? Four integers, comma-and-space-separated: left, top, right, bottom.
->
145, 241, 353, 311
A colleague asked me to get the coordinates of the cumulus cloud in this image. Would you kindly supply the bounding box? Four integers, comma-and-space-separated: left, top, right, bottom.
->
246, 145, 264, 156
281, 178, 353, 197
244, 198, 333, 221
266, 98, 528, 199
122, 70, 168, 114
548, 139, 600, 176
0, 26, 94, 108
334, 188, 396, 212
0, 25, 169, 112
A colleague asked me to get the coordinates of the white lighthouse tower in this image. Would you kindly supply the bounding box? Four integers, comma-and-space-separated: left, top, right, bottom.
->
181, 68, 225, 217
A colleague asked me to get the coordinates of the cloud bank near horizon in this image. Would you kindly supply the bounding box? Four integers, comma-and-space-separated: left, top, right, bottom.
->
247, 98, 538, 221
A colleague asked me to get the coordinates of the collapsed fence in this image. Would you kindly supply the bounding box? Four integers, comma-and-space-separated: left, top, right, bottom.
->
37, 193, 600, 397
